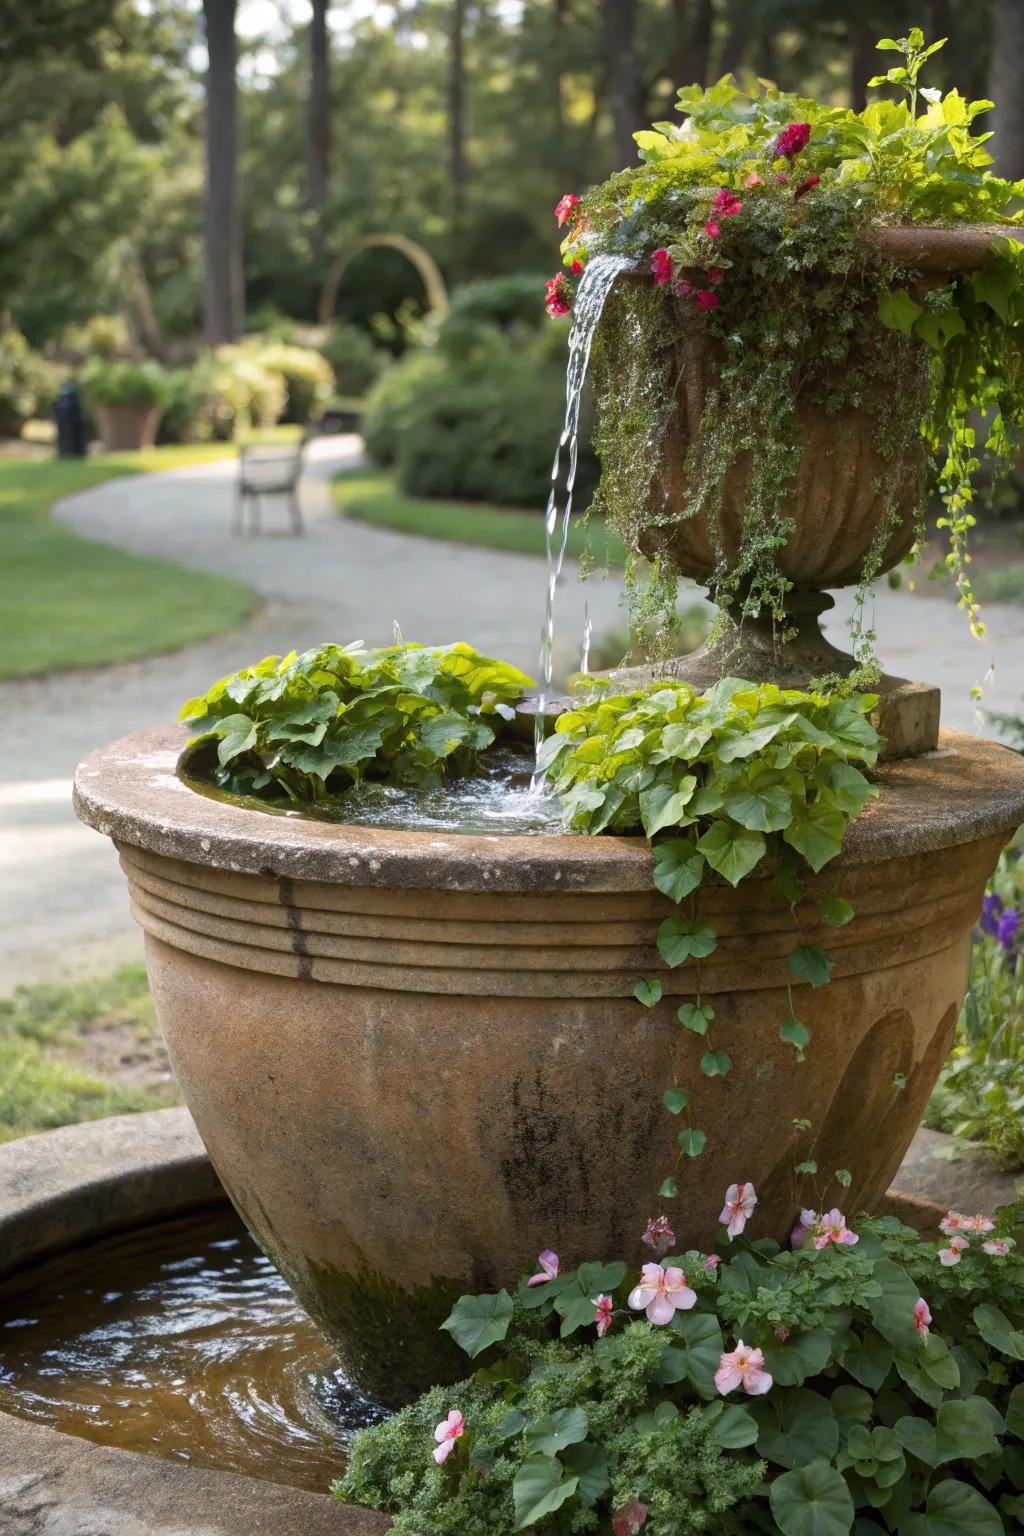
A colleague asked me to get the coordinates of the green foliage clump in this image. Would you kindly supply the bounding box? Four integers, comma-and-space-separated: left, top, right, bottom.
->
336, 1210, 1024, 1534
926, 841, 1024, 1170
180, 641, 534, 805
564, 32, 1024, 649
254, 340, 335, 424
319, 321, 388, 399
188, 345, 287, 440
0, 324, 57, 436
79, 356, 170, 409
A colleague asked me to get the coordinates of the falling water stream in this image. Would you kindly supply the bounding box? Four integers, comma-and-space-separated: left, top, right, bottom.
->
533, 254, 636, 778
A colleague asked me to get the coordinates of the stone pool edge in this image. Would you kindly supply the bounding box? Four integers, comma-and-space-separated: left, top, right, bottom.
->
0, 1107, 1016, 1535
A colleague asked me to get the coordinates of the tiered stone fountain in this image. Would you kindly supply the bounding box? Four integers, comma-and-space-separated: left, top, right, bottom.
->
72, 229, 1024, 1414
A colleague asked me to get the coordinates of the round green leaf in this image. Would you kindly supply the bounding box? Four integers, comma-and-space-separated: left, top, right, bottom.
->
652, 839, 706, 902
789, 944, 834, 988
900, 1479, 1003, 1536
723, 777, 793, 832
701, 1048, 732, 1078
663, 1086, 689, 1114
697, 820, 766, 885
634, 978, 662, 1008
512, 1454, 579, 1530
440, 1289, 514, 1358
658, 917, 717, 967
659, 1176, 679, 1198
769, 1459, 855, 1536
780, 1015, 811, 1058
679, 1002, 714, 1034
678, 1127, 707, 1157
819, 895, 855, 927
755, 1389, 840, 1469
783, 802, 847, 872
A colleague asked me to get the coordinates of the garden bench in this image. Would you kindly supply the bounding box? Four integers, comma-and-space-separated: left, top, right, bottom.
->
233, 437, 306, 535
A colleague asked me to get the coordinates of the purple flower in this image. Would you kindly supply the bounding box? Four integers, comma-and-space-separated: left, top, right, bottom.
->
980, 892, 1004, 936
997, 909, 1019, 952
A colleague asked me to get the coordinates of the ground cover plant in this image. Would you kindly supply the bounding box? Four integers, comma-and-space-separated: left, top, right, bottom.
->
0, 447, 255, 678
550, 31, 1024, 659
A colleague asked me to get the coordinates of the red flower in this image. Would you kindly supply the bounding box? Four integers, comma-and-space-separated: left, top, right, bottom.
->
569, 258, 585, 274
776, 122, 811, 160
707, 267, 724, 284
711, 188, 743, 217
695, 290, 719, 311
650, 248, 674, 286
704, 219, 720, 239
675, 278, 694, 297
795, 174, 821, 200
544, 274, 571, 318
554, 193, 579, 227
743, 170, 763, 188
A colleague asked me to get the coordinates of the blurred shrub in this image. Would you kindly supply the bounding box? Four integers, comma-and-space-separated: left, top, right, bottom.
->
363, 274, 592, 507
79, 357, 169, 409
0, 325, 52, 437
61, 313, 133, 363
256, 342, 334, 424
155, 368, 207, 445
189, 346, 286, 440
319, 321, 388, 398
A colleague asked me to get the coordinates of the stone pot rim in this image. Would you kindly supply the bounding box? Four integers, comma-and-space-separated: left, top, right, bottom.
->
74, 724, 1024, 894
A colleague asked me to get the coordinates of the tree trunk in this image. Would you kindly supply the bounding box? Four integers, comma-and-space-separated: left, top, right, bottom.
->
202, 0, 241, 343
716, 0, 748, 79
602, 0, 641, 166
690, 0, 713, 86
988, 0, 1024, 180
670, 0, 689, 89
449, 0, 468, 244
849, 19, 875, 111
306, 0, 330, 263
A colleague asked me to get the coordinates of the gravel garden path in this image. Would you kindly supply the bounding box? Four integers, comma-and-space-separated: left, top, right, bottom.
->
2, 435, 1024, 987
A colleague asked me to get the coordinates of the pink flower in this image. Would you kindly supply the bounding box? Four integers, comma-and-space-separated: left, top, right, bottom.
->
627, 1263, 697, 1325
433, 1409, 464, 1465
707, 267, 724, 284
777, 122, 811, 160
642, 1215, 675, 1257
675, 278, 694, 297
554, 193, 579, 227
743, 170, 763, 188
704, 219, 720, 239
704, 1253, 721, 1271
791, 1208, 817, 1249
695, 290, 719, 311
775, 1325, 790, 1342
720, 1182, 758, 1238
715, 1340, 773, 1396
544, 275, 571, 319
613, 1500, 649, 1536
526, 1248, 560, 1286
650, 248, 674, 286
813, 1209, 859, 1249
711, 187, 742, 217
939, 1211, 965, 1237
794, 174, 821, 199
914, 1298, 931, 1338
594, 1293, 614, 1337
983, 1238, 1013, 1256
938, 1234, 970, 1267
569, 258, 584, 275
960, 1213, 995, 1234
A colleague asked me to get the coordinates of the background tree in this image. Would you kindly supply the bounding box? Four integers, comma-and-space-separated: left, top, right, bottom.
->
988, 0, 1024, 180
602, 0, 642, 165
306, 0, 331, 265
202, 0, 242, 342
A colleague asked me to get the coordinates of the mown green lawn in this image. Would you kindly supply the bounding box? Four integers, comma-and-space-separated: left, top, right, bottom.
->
0, 444, 257, 679
334, 466, 627, 566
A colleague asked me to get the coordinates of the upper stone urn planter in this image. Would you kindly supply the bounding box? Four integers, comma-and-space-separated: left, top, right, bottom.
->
93, 403, 162, 453
74, 724, 1024, 1405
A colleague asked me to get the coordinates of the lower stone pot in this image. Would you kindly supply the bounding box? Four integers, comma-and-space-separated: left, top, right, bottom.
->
74, 725, 1024, 1404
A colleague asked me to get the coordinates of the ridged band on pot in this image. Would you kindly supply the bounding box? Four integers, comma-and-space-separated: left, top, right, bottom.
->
74, 725, 1024, 1402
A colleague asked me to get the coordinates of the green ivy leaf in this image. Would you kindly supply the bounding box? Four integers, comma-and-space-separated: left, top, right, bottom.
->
659, 1176, 679, 1198
213, 712, 258, 766
1007, 1383, 1024, 1439
763, 1329, 833, 1388
704, 1400, 760, 1448
554, 1291, 601, 1336
663, 1086, 689, 1114
818, 896, 854, 927
441, 1290, 514, 1358
900, 1478, 1003, 1536
794, 1159, 818, 1176
769, 1461, 854, 1536
666, 1310, 724, 1395
658, 917, 717, 967
780, 1015, 811, 1059
701, 1048, 732, 1078
722, 777, 793, 832
678, 1127, 707, 1157
755, 1390, 840, 1471
639, 776, 698, 837
651, 839, 706, 902
896, 1398, 1000, 1468
634, 978, 662, 1007
827, 762, 875, 816
789, 945, 833, 987
696, 820, 766, 885
831, 1385, 874, 1424
879, 286, 924, 335
843, 1329, 894, 1391
561, 1441, 609, 1508
783, 802, 847, 872
835, 1168, 852, 1188
974, 1303, 1024, 1361
523, 1406, 589, 1456
679, 1002, 714, 1034
512, 1454, 579, 1530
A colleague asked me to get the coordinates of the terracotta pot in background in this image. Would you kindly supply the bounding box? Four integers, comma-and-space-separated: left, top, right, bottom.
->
93, 403, 161, 453
74, 724, 1024, 1404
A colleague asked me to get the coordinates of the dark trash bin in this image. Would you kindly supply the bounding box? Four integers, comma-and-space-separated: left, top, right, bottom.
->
54, 380, 88, 458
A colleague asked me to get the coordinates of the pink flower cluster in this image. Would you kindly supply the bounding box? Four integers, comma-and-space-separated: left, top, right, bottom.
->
791, 1208, 858, 1249
641, 1214, 675, 1256
715, 1341, 773, 1396
776, 121, 811, 161
937, 1210, 1011, 1264
628, 1263, 696, 1324
554, 192, 579, 227
432, 1409, 464, 1465
544, 273, 571, 318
